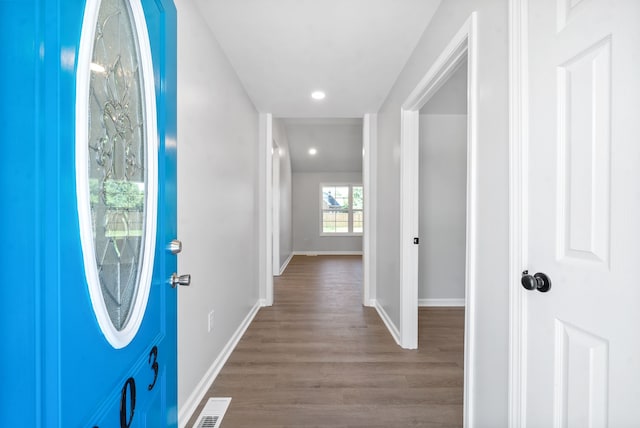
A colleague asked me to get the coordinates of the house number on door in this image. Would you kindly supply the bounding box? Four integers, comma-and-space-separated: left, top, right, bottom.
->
148, 346, 159, 390
119, 377, 136, 428
93, 347, 160, 427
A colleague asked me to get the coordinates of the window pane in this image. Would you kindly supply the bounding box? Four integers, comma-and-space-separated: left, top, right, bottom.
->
322, 210, 337, 233
87, 0, 149, 332
353, 186, 363, 210
336, 211, 349, 232
336, 223, 349, 233
322, 185, 349, 211
353, 210, 363, 233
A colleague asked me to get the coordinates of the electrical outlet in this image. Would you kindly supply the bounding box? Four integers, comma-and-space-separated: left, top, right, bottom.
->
208, 310, 214, 333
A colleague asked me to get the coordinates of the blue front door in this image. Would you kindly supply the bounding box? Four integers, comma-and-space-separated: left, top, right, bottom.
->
0, 0, 177, 426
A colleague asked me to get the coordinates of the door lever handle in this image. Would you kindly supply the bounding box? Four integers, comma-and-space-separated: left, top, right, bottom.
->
170, 273, 191, 288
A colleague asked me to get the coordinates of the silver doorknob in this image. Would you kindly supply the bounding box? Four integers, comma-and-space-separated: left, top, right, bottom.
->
168, 239, 182, 254
170, 273, 191, 288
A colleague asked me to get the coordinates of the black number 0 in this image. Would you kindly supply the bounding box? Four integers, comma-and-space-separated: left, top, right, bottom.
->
148, 346, 159, 391
104, 347, 159, 427
119, 377, 136, 428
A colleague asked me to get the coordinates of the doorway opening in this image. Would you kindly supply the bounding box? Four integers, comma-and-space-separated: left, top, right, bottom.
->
399, 13, 477, 425
418, 57, 468, 424
262, 116, 365, 305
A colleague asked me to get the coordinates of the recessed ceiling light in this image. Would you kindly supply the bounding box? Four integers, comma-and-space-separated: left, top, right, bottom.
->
308, 148, 317, 155
311, 91, 326, 100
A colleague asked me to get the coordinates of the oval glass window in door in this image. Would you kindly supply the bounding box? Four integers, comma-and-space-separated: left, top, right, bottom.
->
76, 0, 158, 349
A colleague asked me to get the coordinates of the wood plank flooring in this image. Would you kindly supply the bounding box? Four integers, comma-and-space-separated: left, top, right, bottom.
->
186, 255, 464, 427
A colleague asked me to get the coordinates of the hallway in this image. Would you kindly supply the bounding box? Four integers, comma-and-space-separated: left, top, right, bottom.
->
187, 256, 464, 427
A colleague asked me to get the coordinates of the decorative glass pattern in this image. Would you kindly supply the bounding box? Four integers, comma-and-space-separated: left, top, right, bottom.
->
87, 0, 148, 331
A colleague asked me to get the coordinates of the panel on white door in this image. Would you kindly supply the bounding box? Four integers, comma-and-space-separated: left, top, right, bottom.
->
557, 0, 588, 32
556, 37, 611, 267
554, 320, 609, 428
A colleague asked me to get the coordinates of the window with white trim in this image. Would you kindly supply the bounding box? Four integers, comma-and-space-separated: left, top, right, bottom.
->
321, 184, 363, 235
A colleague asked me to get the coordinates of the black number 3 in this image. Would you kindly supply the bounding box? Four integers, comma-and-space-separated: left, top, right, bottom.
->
148, 346, 159, 391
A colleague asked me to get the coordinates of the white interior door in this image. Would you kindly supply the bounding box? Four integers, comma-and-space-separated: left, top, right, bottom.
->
524, 0, 640, 426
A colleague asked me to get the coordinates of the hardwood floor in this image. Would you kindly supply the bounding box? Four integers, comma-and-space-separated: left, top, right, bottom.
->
186, 255, 464, 427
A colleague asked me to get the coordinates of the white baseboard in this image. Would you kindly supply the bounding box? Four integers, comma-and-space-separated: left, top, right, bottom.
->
277, 252, 294, 276
363, 299, 376, 307
178, 300, 261, 428
373, 300, 401, 347
292, 250, 363, 256
418, 298, 466, 307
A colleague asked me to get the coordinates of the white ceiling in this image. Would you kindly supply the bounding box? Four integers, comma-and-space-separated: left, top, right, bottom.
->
194, 0, 442, 118
279, 63, 466, 174
282, 118, 363, 173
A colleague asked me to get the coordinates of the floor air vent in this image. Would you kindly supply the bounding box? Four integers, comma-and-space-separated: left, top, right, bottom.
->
196, 416, 218, 428
192, 397, 231, 428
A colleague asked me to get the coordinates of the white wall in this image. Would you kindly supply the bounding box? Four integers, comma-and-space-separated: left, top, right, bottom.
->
175, 0, 260, 417
293, 172, 363, 252
418, 114, 467, 301
375, 0, 509, 425
272, 119, 293, 270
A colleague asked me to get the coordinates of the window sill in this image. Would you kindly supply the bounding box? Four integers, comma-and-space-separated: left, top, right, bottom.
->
320, 233, 363, 237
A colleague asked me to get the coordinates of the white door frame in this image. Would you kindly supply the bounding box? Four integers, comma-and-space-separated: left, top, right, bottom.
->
508, 0, 528, 424
399, 12, 478, 425
259, 113, 274, 306
272, 139, 281, 276
362, 113, 377, 307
